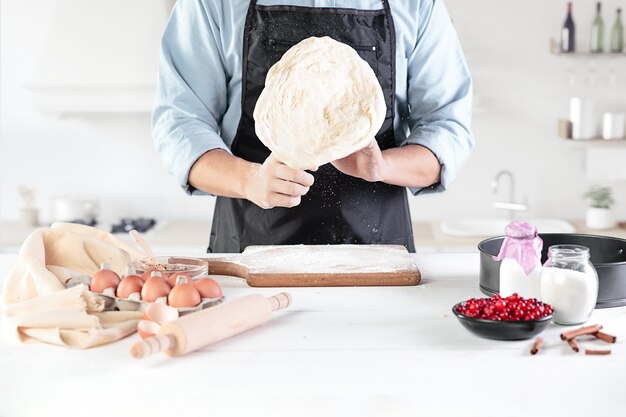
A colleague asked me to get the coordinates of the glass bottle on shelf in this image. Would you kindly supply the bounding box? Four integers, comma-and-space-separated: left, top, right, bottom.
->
610, 8, 624, 53
591, 2, 604, 53
561, 2, 576, 52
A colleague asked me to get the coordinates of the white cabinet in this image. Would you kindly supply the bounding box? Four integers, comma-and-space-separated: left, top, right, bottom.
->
25, 0, 174, 114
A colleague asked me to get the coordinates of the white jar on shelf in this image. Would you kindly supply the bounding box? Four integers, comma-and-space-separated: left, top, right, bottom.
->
602, 112, 625, 140
569, 97, 597, 140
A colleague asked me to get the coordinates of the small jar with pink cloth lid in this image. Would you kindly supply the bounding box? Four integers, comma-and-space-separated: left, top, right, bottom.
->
493, 221, 544, 299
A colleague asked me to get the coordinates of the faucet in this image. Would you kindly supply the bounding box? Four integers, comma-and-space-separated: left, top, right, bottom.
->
491, 170, 528, 219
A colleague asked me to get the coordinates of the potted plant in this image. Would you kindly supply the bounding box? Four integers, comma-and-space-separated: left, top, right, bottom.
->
583, 186, 617, 230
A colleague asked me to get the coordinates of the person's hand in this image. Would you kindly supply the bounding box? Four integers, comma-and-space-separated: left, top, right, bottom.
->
331, 139, 388, 182
244, 154, 315, 209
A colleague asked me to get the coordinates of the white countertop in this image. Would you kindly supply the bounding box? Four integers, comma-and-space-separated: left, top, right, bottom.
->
1, 253, 625, 417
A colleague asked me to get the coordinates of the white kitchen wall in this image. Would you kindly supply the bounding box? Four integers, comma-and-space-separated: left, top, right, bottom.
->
431, 0, 626, 221
1, 0, 625, 225
0, 0, 215, 225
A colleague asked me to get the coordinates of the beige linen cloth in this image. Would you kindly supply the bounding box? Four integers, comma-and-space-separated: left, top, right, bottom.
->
2, 223, 146, 348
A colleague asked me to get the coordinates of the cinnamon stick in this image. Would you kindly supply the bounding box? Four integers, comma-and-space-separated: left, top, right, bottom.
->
593, 331, 617, 344
585, 349, 611, 355
530, 337, 543, 355
567, 338, 580, 353
560, 324, 603, 341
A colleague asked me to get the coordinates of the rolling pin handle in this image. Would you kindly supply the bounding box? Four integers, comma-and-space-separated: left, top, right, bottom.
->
130, 334, 175, 359
269, 292, 292, 311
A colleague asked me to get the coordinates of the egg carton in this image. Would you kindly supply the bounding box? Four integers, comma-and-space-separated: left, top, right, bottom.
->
65, 275, 223, 315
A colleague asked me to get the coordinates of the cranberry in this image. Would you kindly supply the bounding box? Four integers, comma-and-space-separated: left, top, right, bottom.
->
456, 295, 553, 322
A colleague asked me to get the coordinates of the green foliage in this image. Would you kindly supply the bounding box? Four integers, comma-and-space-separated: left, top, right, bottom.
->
583, 186, 615, 209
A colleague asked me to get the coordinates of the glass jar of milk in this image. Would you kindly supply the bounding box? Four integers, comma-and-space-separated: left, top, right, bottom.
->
494, 221, 543, 299
540, 245, 598, 325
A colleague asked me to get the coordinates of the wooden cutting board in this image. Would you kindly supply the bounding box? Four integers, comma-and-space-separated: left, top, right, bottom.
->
208, 244, 421, 287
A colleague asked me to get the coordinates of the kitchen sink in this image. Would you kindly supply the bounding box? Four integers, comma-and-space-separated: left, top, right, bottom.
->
440, 218, 576, 237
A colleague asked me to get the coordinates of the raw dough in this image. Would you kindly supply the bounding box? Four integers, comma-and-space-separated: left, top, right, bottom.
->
253, 36, 386, 170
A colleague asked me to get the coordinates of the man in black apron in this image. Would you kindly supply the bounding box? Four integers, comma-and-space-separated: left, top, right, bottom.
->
209, 0, 418, 253
153, 1, 473, 254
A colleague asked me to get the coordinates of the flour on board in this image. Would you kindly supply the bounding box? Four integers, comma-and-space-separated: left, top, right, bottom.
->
237, 245, 417, 274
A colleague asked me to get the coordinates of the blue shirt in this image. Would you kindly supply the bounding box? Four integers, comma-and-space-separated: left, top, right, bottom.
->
152, 0, 474, 196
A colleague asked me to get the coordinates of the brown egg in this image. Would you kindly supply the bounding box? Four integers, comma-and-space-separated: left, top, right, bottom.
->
116, 275, 144, 298
141, 275, 171, 302
90, 264, 121, 293
141, 268, 168, 282
194, 277, 223, 299
168, 278, 201, 308
167, 272, 191, 288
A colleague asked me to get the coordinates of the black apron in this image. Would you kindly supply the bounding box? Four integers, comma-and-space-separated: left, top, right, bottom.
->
208, 0, 415, 253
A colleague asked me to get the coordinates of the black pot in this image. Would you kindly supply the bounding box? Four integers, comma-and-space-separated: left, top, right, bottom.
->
478, 233, 626, 309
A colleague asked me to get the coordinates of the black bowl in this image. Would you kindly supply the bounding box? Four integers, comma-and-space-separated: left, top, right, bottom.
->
479, 233, 626, 309
452, 303, 552, 340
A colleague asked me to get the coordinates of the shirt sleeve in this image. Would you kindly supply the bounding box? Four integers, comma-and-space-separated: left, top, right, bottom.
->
402, 0, 474, 195
152, 0, 231, 196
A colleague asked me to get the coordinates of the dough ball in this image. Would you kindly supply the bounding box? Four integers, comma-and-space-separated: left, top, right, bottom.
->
253, 36, 386, 170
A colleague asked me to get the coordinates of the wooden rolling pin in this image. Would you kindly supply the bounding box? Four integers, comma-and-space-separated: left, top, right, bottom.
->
130, 292, 291, 359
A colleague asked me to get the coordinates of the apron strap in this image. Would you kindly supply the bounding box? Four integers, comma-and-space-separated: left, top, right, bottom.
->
381, 0, 396, 111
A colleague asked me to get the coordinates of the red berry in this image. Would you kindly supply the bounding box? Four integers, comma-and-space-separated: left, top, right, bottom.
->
457, 295, 553, 321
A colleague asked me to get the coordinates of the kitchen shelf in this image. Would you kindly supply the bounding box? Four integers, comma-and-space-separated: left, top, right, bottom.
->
549, 40, 626, 58
560, 137, 626, 148
552, 51, 626, 58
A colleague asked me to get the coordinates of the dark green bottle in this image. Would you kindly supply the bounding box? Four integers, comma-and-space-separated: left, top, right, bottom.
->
590, 2, 604, 52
